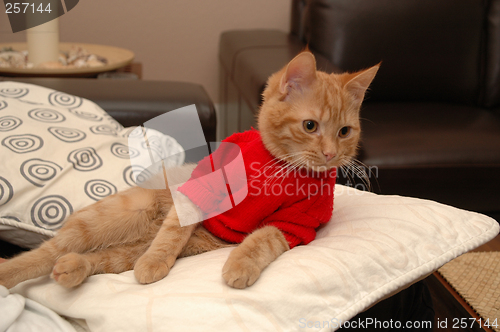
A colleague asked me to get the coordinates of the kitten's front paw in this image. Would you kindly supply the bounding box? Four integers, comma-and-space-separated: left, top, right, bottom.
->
51, 253, 91, 288
222, 255, 261, 289
134, 255, 170, 284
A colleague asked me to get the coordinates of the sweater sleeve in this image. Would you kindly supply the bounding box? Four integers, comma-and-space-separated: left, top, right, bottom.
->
177, 155, 222, 214
177, 130, 258, 215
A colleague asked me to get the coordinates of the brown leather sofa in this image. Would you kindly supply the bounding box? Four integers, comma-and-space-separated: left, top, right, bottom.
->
219, 0, 500, 219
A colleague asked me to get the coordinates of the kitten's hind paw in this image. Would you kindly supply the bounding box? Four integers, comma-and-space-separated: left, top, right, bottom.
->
51, 253, 91, 288
134, 255, 170, 284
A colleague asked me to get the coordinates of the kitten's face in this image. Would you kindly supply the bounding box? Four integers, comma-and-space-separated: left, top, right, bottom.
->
258, 52, 379, 173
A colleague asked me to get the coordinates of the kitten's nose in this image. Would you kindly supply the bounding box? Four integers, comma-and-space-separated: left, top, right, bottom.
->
323, 152, 336, 162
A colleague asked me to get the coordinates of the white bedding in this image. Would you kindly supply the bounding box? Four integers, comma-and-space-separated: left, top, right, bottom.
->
10, 185, 499, 332
0, 285, 76, 332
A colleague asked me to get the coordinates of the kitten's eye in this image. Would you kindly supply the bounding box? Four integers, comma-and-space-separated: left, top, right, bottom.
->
303, 120, 318, 133
338, 126, 351, 138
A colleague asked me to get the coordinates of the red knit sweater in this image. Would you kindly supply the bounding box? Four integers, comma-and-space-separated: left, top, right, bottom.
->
178, 130, 336, 248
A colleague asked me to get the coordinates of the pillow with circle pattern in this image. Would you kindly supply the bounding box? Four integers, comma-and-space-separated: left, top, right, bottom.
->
0, 81, 185, 248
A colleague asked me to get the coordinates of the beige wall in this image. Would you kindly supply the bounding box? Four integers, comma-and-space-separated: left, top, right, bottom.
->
1, 0, 291, 103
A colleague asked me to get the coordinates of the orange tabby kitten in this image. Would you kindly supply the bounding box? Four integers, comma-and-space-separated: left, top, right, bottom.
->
0, 52, 378, 289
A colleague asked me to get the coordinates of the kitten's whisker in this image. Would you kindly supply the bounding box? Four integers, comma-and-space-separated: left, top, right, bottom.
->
279, 157, 306, 185
338, 157, 366, 190
262, 152, 306, 182
340, 164, 356, 188
257, 152, 298, 170
257, 152, 305, 178
263, 163, 289, 187
268, 155, 307, 187
259, 159, 293, 187
351, 159, 376, 190
352, 158, 380, 192
258, 158, 285, 175
347, 162, 368, 186
270, 160, 300, 186
342, 159, 372, 191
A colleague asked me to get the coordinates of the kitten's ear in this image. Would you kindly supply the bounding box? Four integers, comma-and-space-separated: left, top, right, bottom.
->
279, 52, 317, 98
342, 63, 380, 108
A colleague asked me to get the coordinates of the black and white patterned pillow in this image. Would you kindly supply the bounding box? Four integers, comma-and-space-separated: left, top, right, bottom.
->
0, 82, 184, 248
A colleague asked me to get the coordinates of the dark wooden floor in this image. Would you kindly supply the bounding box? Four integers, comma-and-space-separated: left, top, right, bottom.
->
427, 233, 499, 332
